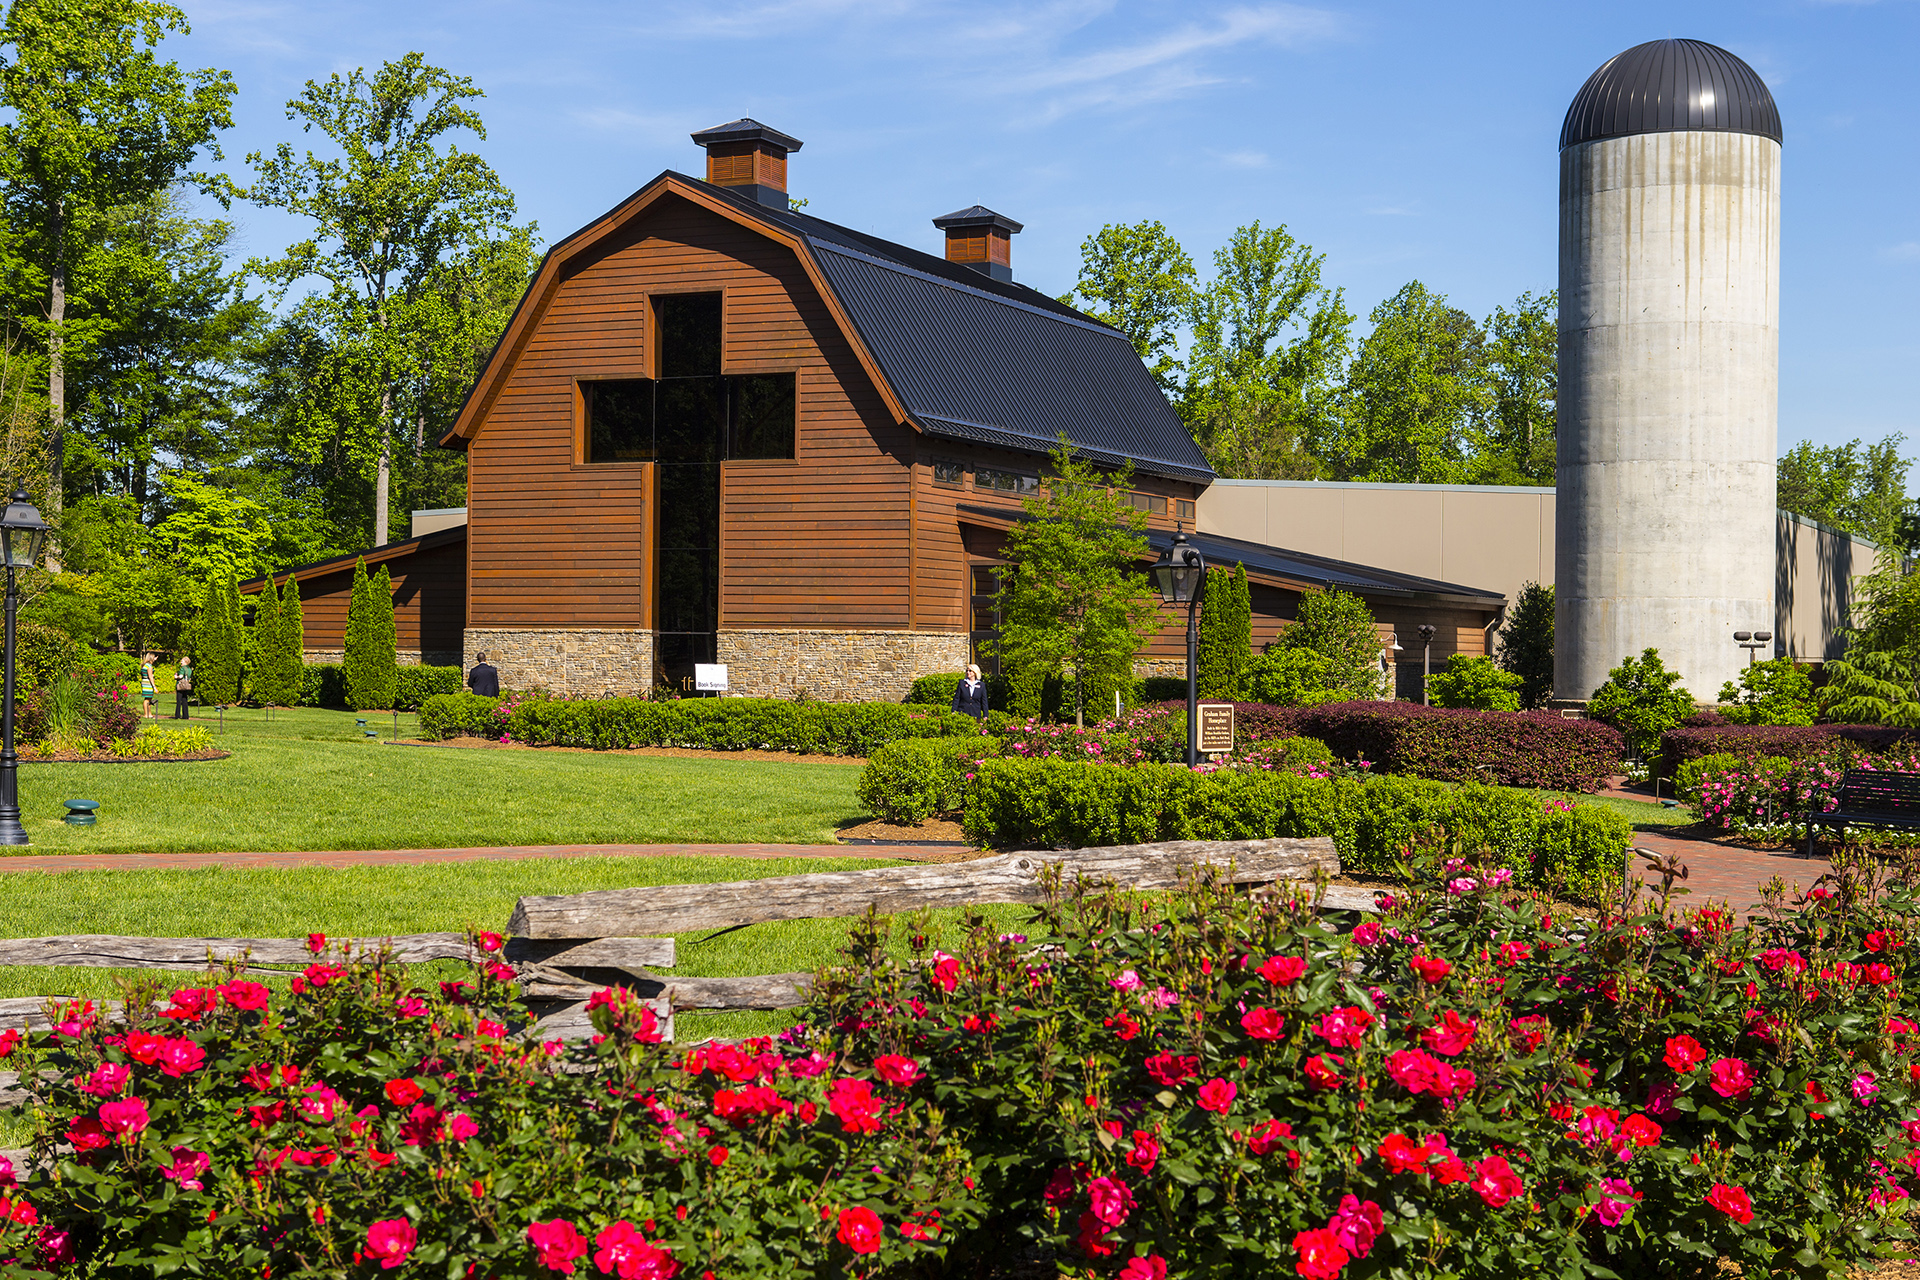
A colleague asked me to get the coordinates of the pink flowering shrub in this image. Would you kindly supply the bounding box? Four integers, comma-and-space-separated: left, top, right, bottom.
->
806, 864, 1920, 1277
2, 937, 979, 1277
1690, 741, 1920, 838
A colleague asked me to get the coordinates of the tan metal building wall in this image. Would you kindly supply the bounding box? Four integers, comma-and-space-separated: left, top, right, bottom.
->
1198, 480, 1875, 664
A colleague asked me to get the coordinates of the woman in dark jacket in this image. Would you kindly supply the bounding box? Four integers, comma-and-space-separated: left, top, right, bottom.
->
951, 664, 989, 720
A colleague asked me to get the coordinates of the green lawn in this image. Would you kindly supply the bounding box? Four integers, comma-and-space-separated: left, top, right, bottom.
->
1566, 793, 1698, 832
6, 705, 868, 854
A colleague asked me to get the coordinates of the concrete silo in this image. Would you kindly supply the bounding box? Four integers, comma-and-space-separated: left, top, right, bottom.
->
1555, 39, 1782, 705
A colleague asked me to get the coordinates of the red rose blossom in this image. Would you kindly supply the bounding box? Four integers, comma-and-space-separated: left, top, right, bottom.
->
1293, 1227, 1351, 1280
1471, 1155, 1524, 1207
1705, 1182, 1754, 1224
836, 1206, 884, 1255
1663, 1034, 1705, 1073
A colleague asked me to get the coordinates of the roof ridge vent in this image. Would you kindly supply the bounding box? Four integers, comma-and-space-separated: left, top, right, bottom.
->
932, 205, 1022, 283
692, 118, 804, 209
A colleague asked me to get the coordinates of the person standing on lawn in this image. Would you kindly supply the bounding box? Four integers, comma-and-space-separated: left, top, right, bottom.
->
139, 653, 158, 718
951, 664, 989, 721
173, 655, 194, 720
467, 652, 500, 697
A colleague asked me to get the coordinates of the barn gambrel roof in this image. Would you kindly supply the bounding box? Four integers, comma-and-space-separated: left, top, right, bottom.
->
441, 173, 1215, 485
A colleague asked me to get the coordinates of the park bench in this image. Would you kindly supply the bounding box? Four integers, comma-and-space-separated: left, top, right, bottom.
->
1804, 769, 1920, 858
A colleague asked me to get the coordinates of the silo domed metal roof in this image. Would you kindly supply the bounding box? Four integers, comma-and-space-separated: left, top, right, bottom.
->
1560, 38, 1781, 150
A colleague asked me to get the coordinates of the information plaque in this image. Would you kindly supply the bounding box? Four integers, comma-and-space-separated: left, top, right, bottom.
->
1197, 702, 1235, 756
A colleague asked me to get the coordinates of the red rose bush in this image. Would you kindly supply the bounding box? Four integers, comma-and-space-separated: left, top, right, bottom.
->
804, 859, 1920, 1277
0, 940, 979, 1278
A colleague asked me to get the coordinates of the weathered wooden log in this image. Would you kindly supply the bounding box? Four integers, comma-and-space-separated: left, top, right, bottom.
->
524, 972, 815, 1012
0, 996, 89, 1033
526, 996, 674, 1043
504, 937, 676, 973
0, 933, 675, 974
509, 837, 1342, 939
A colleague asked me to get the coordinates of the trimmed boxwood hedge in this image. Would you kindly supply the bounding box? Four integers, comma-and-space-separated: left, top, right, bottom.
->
1658, 722, 1920, 782
1164, 699, 1624, 792
962, 755, 1630, 893
419, 693, 1005, 757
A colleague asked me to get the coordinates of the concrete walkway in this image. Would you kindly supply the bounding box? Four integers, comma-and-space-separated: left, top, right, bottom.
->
0, 842, 956, 874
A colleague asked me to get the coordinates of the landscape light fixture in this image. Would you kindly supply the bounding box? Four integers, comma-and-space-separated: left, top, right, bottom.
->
1733, 630, 1774, 667
1151, 527, 1207, 767
1416, 624, 1437, 706
0, 488, 50, 846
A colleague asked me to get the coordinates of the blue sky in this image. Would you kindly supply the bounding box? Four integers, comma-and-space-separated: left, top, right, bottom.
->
179, 0, 1919, 464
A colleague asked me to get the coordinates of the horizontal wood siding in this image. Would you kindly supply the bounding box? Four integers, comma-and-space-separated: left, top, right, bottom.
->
468, 192, 911, 631
267, 538, 467, 655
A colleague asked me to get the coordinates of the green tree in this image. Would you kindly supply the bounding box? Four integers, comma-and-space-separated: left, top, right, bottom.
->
1496, 582, 1555, 710
281, 573, 304, 699
1820, 555, 1920, 726
1586, 648, 1695, 760
192, 569, 241, 704
1181, 222, 1352, 479
1195, 562, 1251, 700
1468, 291, 1556, 485
1717, 657, 1815, 726
150, 473, 272, 583
0, 0, 234, 537
344, 557, 395, 710
1328, 281, 1488, 483
1427, 654, 1524, 711
1274, 588, 1381, 700
1777, 436, 1914, 554
238, 52, 526, 547
1060, 220, 1196, 396
992, 439, 1164, 726
62, 191, 261, 514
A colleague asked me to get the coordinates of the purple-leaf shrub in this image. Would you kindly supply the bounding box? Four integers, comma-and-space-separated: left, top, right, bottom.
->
1153, 701, 1624, 792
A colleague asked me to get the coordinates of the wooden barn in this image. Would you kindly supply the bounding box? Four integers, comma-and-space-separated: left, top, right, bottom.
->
246, 119, 1504, 700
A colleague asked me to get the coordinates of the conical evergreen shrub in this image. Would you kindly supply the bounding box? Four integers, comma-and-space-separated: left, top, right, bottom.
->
281, 576, 306, 705
195, 574, 242, 706
251, 576, 302, 707
345, 558, 399, 711
1195, 563, 1253, 701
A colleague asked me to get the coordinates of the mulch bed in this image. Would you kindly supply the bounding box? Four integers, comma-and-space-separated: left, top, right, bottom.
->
391, 738, 866, 765
837, 817, 968, 844
19, 750, 229, 764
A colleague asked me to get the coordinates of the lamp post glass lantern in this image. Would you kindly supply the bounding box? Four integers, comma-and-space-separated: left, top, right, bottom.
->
1152, 528, 1207, 767
0, 488, 49, 846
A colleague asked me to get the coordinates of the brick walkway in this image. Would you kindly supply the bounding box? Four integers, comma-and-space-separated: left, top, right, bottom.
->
1624, 829, 1829, 915
0, 843, 949, 874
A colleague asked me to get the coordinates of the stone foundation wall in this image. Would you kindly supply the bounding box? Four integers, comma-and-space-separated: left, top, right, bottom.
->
303, 649, 461, 668
461, 629, 654, 699
1133, 659, 1186, 679
717, 630, 969, 702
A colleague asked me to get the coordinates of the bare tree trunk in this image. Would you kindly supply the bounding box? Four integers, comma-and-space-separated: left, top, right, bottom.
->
44, 200, 64, 572
375, 384, 391, 547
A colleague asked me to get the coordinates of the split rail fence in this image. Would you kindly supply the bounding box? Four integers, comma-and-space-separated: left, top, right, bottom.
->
0, 837, 1369, 1065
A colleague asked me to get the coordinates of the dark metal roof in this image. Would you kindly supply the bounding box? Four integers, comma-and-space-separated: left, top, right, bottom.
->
238, 524, 466, 590
932, 205, 1024, 234
1562, 39, 1781, 150
694, 178, 1214, 484
689, 118, 804, 152
1147, 526, 1505, 607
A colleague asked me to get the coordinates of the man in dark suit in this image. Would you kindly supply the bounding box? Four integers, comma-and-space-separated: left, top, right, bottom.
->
467, 652, 501, 697
951, 664, 989, 720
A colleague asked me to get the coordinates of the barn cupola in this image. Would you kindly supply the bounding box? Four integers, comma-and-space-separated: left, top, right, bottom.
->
932, 206, 1023, 283
691, 118, 804, 209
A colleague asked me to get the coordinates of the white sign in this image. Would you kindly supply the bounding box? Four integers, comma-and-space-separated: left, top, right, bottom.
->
694, 663, 729, 692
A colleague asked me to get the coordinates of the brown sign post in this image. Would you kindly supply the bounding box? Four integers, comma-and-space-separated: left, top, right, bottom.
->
1197, 703, 1235, 757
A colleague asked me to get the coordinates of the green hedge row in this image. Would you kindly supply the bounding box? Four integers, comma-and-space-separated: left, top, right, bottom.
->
961, 756, 1629, 893
419, 693, 1005, 756
295, 664, 460, 711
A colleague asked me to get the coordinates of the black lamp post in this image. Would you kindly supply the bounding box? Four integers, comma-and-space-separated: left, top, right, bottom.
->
1733, 630, 1773, 667
1416, 624, 1436, 706
0, 489, 49, 846
1151, 528, 1206, 767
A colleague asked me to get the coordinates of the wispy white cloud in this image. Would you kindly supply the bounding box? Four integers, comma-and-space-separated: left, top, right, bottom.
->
1208, 148, 1270, 168
650, 0, 928, 39
1007, 5, 1337, 92
1884, 242, 1920, 262
1366, 204, 1420, 217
